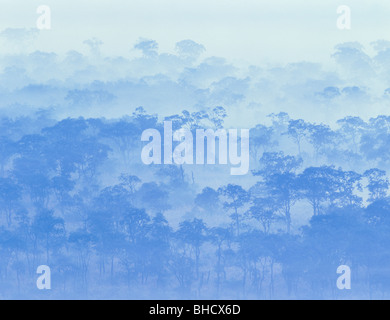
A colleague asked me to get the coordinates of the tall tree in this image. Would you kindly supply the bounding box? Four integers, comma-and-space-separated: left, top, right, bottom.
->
253, 152, 302, 233
218, 184, 250, 236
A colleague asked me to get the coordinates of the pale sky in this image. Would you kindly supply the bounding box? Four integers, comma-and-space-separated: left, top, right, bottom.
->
0, 0, 389, 64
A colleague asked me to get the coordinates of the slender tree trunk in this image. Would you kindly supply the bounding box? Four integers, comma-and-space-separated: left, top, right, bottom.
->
270, 260, 274, 299
235, 207, 240, 236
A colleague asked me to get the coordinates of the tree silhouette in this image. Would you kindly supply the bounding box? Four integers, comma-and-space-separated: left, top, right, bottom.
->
218, 184, 249, 236
176, 218, 207, 280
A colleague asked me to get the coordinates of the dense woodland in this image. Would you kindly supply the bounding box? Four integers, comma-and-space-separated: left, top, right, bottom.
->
1, 107, 390, 299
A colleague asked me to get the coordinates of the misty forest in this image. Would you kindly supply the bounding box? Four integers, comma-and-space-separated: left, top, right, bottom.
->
1, 35, 390, 299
